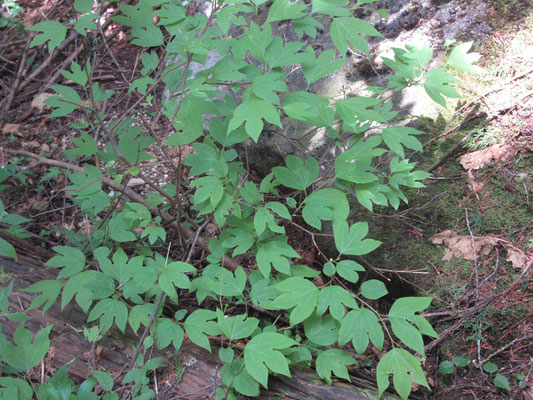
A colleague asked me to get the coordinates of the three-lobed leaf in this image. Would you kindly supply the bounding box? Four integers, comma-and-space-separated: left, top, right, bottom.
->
339, 308, 384, 354
272, 155, 319, 191
388, 297, 438, 356
377, 348, 429, 400
243, 332, 297, 388
28, 21, 67, 52
271, 277, 318, 326
0, 324, 53, 371
184, 309, 221, 352
316, 349, 357, 385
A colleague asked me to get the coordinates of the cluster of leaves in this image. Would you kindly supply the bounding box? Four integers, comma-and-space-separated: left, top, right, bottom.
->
438, 356, 520, 392
0, 0, 483, 399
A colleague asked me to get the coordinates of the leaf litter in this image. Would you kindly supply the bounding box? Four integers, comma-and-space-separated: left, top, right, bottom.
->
431, 230, 530, 271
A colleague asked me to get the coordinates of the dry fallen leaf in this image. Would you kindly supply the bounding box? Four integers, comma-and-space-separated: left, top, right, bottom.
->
1, 123, 21, 136
459, 143, 516, 171
31, 93, 54, 113
505, 245, 530, 272
430, 230, 499, 261
431, 230, 530, 271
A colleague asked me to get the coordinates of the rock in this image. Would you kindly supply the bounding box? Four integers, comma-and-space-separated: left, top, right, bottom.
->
162, 0, 496, 173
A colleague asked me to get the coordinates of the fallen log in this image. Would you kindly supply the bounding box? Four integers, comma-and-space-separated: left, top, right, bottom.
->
0, 255, 397, 399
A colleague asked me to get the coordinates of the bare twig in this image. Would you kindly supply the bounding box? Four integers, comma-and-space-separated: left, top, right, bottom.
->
2, 36, 32, 118
2, 148, 241, 271
480, 334, 533, 366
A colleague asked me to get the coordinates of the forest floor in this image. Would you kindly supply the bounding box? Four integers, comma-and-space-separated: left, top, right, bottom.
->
0, 0, 532, 399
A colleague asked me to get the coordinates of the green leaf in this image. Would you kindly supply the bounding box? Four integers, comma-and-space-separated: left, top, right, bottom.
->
249, 72, 287, 105
61, 270, 114, 312
45, 85, 82, 117
336, 97, 396, 131
97, 248, 143, 286
108, 212, 137, 242
0, 377, 33, 399
92, 82, 114, 103
301, 47, 345, 84
266, 37, 303, 68
233, 368, 260, 397
302, 188, 349, 230
243, 332, 297, 388
141, 225, 166, 245
90, 370, 113, 391
317, 286, 357, 321
360, 279, 388, 300
267, 0, 307, 22
271, 277, 318, 326
0, 281, 13, 312
184, 309, 221, 352
453, 356, 469, 367
254, 207, 285, 236
65, 132, 98, 157
61, 61, 88, 86
183, 143, 222, 176
241, 22, 273, 63
28, 21, 67, 52
334, 136, 385, 184
447, 42, 484, 74
282, 91, 335, 127
493, 374, 510, 390
336, 259, 365, 283
339, 308, 384, 354
155, 3, 186, 32
423, 68, 460, 108
216, 310, 259, 340
22, 279, 62, 313
0, 323, 52, 370
382, 126, 423, 158
304, 313, 339, 346
438, 360, 454, 375
74, 13, 99, 36
272, 156, 319, 191
316, 349, 356, 385
122, 368, 149, 385
483, 361, 498, 374
333, 221, 381, 256
218, 348, 234, 364
256, 238, 299, 278
388, 297, 438, 356
87, 298, 128, 333
404, 43, 433, 69
227, 98, 282, 142
47, 246, 86, 279
293, 17, 323, 39
323, 261, 336, 277
192, 265, 247, 300
0, 237, 17, 260
158, 261, 196, 302
140, 50, 159, 75
311, 0, 351, 17
165, 99, 204, 146
128, 304, 152, 334
74, 0, 93, 13
191, 176, 224, 212
377, 348, 429, 400
223, 226, 254, 256
131, 25, 164, 47
330, 17, 382, 56
155, 318, 184, 351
